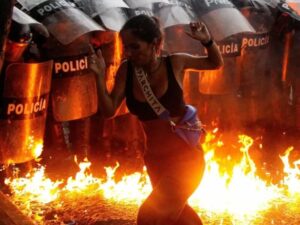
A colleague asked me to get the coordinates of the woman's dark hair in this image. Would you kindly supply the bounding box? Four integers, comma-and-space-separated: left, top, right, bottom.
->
120, 14, 163, 43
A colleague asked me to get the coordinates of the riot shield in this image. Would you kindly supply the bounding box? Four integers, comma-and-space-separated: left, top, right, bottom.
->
191, 0, 255, 41
199, 39, 242, 96
0, 60, 53, 164
124, 0, 169, 17
51, 53, 98, 122
125, 0, 169, 9
12, 6, 49, 38
164, 25, 202, 54
153, 0, 197, 28
278, 0, 300, 21
99, 8, 129, 31
235, 3, 275, 126
89, 0, 128, 16
72, 0, 129, 31
16, 0, 104, 45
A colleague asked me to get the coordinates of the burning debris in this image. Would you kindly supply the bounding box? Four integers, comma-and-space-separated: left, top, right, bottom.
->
2, 131, 300, 225
1, 1, 300, 225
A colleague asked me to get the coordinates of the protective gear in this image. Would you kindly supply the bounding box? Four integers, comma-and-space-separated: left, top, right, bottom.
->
50, 52, 98, 121
16, 0, 104, 45
0, 61, 53, 164
191, 0, 255, 41
235, 2, 275, 127
153, 0, 197, 28
72, 0, 129, 31
17, 0, 104, 121
12, 6, 49, 38
4, 20, 32, 62
278, 1, 300, 21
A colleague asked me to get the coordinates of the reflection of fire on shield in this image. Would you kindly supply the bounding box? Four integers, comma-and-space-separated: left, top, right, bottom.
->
16, 0, 105, 122
184, 0, 256, 129
16, 0, 104, 45
51, 53, 98, 121
5, 7, 48, 63
0, 61, 53, 164
278, 0, 300, 20
273, 1, 300, 130
199, 37, 243, 95
234, 2, 277, 127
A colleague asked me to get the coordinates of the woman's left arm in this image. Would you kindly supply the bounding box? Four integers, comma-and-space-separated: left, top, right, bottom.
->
173, 21, 224, 72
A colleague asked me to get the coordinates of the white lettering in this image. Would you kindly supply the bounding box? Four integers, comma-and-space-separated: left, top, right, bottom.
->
55, 63, 62, 74
7, 104, 15, 115
36, 0, 73, 16
242, 35, 270, 48
54, 56, 89, 74
204, 0, 231, 7
41, 99, 47, 110
15, 105, 23, 115
135, 10, 153, 16
6, 98, 47, 116
134, 67, 165, 115
34, 102, 40, 113
282, 3, 290, 11
217, 42, 239, 55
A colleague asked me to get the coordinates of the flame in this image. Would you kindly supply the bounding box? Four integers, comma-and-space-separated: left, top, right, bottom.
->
27, 136, 43, 159
4, 131, 300, 223
106, 33, 122, 92
5, 166, 62, 204
190, 134, 283, 217
282, 32, 292, 82
100, 163, 151, 204
280, 146, 300, 195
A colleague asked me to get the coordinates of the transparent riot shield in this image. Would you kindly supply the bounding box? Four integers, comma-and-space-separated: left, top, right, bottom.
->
12, 6, 49, 38
16, 0, 104, 45
278, 0, 300, 20
199, 39, 242, 95
125, 0, 169, 9
198, 37, 243, 129
235, 3, 275, 126
89, 0, 128, 16
51, 53, 98, 122
153, 0, 197, 28
164, 25, 202, 54
0, 60, 53, 164
191, 0, 255, 41
99, 8, 129, 31
72, 0, 129, 31
124, 0, 169, 17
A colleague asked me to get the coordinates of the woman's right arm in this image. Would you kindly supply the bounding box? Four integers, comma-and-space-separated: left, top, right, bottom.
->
89, 49, 127, 118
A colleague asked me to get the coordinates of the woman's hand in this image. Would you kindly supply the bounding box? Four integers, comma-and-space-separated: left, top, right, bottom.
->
186, 21, 212, 45
88, 45, 106, 76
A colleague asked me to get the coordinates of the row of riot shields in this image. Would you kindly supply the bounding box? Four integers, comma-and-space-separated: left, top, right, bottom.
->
1, 0, 300, 166
72, 0, 255, 40
184, 0, 300, 133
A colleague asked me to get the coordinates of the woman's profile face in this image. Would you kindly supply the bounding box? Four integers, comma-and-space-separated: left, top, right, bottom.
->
121, 29, 153, 67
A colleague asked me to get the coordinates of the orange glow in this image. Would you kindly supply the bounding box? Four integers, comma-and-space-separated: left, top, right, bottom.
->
280, 146, 300, 195
25, 64, 40, 161
5, 131, 300, 223
282, 32, 293, 82
286, 2, 300, 15
106, 33, 122, 92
